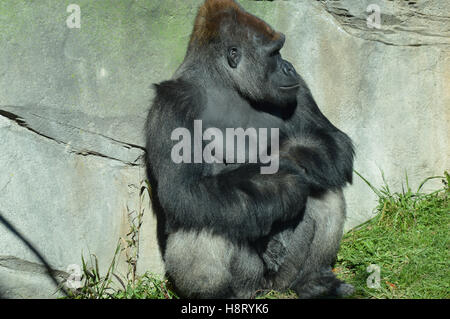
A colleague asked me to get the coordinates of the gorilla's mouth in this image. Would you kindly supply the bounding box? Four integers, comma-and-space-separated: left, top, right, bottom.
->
280, 83, 301, 90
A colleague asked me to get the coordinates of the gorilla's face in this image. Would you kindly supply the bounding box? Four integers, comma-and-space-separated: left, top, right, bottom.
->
226, 33, 301, 107
263, 34, 301, 94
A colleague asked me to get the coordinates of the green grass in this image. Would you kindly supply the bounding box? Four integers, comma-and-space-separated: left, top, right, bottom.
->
65, 242, 178, 299
334, 171, 449, 299
66, 172, 449, 299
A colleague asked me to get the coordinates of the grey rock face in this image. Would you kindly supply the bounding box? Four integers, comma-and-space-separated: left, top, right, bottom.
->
0, 0, 448, 298
0, 107, 163, 298
317, 0, 450, 46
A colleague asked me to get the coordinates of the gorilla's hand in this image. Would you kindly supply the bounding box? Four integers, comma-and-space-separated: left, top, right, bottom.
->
262, 230, 292, 274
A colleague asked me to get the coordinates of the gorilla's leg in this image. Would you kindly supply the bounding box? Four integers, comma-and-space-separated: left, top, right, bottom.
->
164, 230, 264, 298
292, 267, 354, 299
270, 189, 354, 298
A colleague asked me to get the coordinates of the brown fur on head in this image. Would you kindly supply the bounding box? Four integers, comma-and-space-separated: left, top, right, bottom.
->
190, 0, 281, 46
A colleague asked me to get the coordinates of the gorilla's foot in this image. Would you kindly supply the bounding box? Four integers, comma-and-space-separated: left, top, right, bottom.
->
293, 270, 354, 299
333, 282, 355, 297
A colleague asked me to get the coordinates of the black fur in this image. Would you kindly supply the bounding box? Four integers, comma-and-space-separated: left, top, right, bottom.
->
145, 0, 354, 298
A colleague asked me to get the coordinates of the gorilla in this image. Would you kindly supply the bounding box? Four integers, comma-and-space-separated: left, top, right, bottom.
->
145, 0, 355, 299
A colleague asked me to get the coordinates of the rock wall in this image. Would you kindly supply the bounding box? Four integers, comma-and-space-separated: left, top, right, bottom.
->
0, 0, 448, 298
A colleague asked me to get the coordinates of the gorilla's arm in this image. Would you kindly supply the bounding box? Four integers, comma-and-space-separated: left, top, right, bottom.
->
146, 81, 310, 241
258, 87, 354, 272
156, 160, 309, 241
284, 86, 355, 191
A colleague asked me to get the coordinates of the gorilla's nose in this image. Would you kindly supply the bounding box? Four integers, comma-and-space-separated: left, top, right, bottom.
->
282, 61, 297, 77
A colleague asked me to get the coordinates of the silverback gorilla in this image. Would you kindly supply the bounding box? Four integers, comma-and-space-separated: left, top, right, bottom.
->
145, 0, 355, 298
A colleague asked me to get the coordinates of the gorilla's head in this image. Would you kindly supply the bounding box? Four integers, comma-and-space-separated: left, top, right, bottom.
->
186, 0, 301, 107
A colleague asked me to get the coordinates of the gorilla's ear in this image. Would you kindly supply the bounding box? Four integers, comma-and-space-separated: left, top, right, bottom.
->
227, 47, 241, 69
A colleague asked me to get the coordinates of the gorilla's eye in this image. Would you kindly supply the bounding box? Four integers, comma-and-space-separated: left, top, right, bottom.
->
227, 46, 241, 69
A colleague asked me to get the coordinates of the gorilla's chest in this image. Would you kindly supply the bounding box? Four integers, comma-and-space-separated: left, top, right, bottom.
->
201, 90, 287, 133
198, 92, 289, 173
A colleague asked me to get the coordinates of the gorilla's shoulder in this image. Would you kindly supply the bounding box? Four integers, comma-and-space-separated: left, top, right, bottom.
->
152, 79, 205, 118
154, 79, 201, 104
